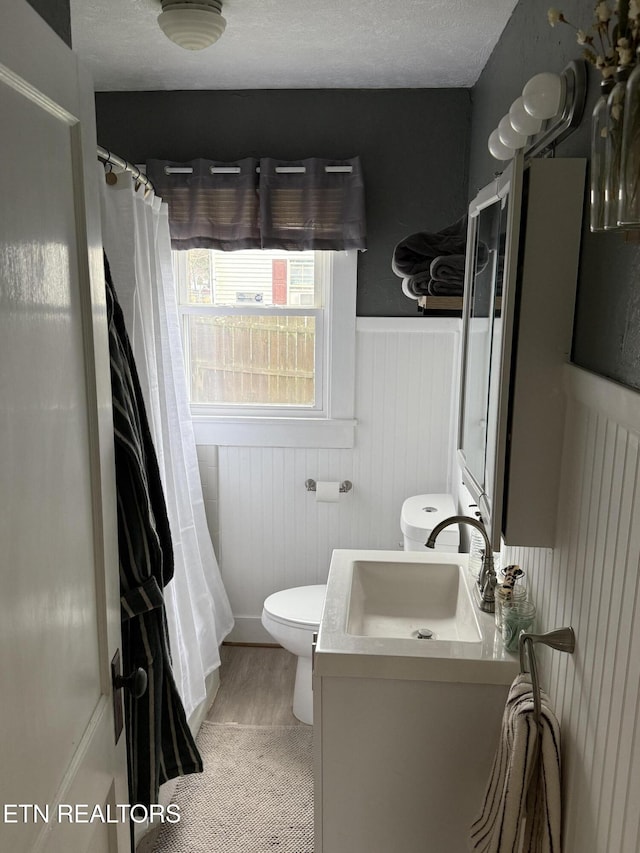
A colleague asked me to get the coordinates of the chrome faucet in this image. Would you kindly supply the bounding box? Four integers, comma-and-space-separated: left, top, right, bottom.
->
425, 515, 497, 613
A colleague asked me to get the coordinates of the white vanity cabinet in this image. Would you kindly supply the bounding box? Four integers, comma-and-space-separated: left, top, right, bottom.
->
313, 549, 520, 852
313, 668, 512, 853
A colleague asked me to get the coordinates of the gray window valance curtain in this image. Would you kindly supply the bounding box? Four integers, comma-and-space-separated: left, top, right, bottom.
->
146, 156, 366, 251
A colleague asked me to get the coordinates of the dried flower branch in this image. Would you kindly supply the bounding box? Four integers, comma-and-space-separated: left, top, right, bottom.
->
547, 0, 639, 75
547, 8, 566, 26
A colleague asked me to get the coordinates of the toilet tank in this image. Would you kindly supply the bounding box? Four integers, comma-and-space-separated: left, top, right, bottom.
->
401, 493, 459, 552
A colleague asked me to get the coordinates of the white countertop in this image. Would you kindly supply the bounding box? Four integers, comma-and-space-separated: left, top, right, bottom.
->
315, 549, 520, 685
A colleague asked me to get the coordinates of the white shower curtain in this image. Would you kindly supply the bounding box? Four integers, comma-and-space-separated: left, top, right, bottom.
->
99, 170, 234, 719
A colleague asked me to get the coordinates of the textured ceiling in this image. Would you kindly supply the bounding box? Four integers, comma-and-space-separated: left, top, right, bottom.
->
70, 0, 518, 91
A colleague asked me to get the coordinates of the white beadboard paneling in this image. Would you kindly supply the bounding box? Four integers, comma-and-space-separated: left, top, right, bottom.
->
196, 444, 218, 468
197, 446, 220, 555
196, 338, 640, 851
351, 321, 458, 548
218, 445, 356, 620
503, 365, 640, 853
206, 318, 461, 634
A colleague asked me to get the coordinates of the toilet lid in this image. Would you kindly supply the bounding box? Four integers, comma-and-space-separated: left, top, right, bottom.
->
263, 584, 327, 629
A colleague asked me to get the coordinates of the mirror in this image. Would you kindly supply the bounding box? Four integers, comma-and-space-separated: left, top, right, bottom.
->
458, 154, 585, 551
457, 153, 524, 550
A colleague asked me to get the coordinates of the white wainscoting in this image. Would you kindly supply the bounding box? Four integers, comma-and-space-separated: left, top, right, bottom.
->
201, 317, 461, 642
504, 364, 640, 853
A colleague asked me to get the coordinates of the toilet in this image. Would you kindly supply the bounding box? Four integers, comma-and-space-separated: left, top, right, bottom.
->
261, 494, 458, 725
261, 584, 326, 725
400, 492, 460, 552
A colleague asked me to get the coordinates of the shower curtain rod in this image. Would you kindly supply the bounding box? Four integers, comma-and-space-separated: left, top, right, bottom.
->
97, 145, 155, 192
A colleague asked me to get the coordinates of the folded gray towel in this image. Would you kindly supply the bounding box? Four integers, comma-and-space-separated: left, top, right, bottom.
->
427, 278, 464, 297
402, 271, 431, 298
401, 278, 420, 301
430, 254, 466, 284
392, 216, 468, 277
401, 270, 464, 298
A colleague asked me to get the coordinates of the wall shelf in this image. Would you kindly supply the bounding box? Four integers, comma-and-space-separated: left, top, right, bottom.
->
417, 295, 463, 314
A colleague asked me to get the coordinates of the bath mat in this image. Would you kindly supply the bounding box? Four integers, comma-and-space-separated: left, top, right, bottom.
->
152, 722, 313, 853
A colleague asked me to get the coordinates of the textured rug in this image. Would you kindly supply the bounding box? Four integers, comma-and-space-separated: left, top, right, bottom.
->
152, 722, 314, 852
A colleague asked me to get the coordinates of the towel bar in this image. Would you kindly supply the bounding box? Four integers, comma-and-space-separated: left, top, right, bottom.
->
519, 627, 575, 726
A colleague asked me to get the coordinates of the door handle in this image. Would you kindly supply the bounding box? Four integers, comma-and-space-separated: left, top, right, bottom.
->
111, 651, 147, 744
114, 667, 148, 699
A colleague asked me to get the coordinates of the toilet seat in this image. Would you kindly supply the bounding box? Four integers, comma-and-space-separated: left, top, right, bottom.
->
263, 584, 326, 630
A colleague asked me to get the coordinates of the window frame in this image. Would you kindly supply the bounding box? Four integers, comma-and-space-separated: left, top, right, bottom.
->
175, 249, 358, 448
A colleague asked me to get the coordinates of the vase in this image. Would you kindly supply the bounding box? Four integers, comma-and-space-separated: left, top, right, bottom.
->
618, 52, 640, 227
604, 66, 632, 230
590, 77, 616, 231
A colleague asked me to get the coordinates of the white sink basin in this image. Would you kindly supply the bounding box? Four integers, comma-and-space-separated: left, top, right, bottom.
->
315, 549, 518, 685
347, 558, 481, 642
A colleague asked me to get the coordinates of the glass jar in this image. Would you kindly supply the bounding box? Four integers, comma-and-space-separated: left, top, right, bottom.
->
501, 600, 536, 653
604, 66, 632, 230
618, 50, 640, 227
494, 583, 527, 631
590, 77, 615, 231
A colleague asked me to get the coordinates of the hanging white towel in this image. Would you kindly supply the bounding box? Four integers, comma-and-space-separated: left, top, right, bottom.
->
468, 673, 562, 853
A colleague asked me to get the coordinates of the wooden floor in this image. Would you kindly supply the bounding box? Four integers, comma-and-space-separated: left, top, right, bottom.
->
207, 644, 306, 726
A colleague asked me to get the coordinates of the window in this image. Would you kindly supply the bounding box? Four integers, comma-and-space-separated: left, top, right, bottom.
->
173, 249, 357, 448
176, 249, 323, 410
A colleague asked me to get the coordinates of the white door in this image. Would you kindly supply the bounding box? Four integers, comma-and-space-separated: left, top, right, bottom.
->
0, 3, 130, 852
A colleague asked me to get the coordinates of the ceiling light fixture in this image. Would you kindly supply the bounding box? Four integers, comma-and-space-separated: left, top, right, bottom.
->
488, 129, 515, 161
508, 97, 542, 137
487, 61, 587, 162
158, 0, 227, 51
522, 72, 564, 120
498, 114, 528, 150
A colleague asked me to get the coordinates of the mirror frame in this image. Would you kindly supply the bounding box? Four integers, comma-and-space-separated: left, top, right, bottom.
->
457, 151, 525, 551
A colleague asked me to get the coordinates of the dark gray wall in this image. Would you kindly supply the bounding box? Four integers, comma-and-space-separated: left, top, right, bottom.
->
95, 89, 471, 316
25, 0, 71, 47
469, 0, 640, 392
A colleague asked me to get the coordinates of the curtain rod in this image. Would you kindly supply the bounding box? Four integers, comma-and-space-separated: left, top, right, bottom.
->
97, 145, 155, 192
163, 164, 354, 175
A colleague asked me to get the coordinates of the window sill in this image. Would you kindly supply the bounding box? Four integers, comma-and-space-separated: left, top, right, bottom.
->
192, 416, 357, 448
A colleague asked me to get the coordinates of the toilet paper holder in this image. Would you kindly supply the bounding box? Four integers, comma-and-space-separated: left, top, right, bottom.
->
305, 479, 353, 494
